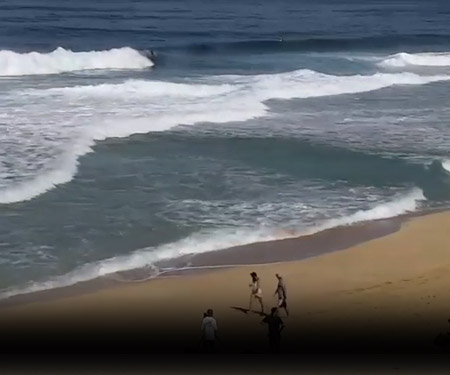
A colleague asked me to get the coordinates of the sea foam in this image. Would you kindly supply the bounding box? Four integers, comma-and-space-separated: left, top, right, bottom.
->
1, 70, 449, 204
0, 47, 153, 76
442, 159, 450, 173
379, 52, 450, 67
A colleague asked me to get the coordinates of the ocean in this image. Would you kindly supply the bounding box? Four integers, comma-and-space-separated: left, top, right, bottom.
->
0, 0, 449, 299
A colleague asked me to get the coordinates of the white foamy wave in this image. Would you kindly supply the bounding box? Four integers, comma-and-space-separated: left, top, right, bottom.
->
314, 188, 425, 232
379, 52, 450, 68
0, 142, 93, 204
0, 228, 278, 300
2, 70, 449, 203
251, 70, 450, 99
442, 159, 450, 173
0, 47, 153, 76
38, 80, 236, 98
0, 188, 424, 300
0, 165, 75, 204
45, 70, 450, 101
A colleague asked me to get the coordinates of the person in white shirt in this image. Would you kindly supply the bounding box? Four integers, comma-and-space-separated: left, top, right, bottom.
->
201, 309, 218, 352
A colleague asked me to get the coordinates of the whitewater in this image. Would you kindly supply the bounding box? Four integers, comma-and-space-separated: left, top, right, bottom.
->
1, 67, 450, 204
0, 47, 153, 76
443, 160, 450, 173
379, 52, 450, 68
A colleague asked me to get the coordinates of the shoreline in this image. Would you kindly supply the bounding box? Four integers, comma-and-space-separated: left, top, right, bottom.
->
0, 206, 445, 308
0, 211, 403, 307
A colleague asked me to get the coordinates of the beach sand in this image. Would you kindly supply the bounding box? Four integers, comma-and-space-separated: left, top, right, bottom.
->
0, 211, 450, 371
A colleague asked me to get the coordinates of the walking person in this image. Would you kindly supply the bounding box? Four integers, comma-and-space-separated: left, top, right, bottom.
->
274, 273, 289, 316
201, 309, 218, 352
249, 272, 264, 314
261, 307, 284, 353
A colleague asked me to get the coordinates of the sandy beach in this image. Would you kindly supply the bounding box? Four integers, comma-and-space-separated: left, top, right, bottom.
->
0, 209, 449, 364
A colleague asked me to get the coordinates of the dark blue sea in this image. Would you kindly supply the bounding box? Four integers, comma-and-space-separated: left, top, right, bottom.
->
0, 0, 449, 298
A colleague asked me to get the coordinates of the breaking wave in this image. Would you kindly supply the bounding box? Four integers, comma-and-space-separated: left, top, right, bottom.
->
379, 52, 450, 67
0, 47, 153, 76
442, 159, 450, 173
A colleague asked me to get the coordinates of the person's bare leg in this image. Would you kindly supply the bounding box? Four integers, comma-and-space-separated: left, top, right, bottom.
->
249, 294, 253, 312
278, 299, 288, 317
258, 297, 264, 314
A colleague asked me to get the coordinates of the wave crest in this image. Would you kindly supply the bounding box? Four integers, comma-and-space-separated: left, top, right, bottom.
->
442, 159, 450, 173
0, 47, 153, 76
379, 52, 450, 67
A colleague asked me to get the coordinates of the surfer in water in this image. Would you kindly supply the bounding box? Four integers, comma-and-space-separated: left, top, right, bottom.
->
140, 49, 157, 63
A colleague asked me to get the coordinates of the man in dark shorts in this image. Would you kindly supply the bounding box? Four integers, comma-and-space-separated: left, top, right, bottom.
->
274, 273, 289, 316
261, 307, 284, 353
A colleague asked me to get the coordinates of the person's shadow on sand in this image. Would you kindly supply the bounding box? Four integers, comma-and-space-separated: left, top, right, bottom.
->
231, 306, 266, 316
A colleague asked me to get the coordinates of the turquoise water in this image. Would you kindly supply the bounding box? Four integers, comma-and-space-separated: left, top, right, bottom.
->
0, 0, 449, 298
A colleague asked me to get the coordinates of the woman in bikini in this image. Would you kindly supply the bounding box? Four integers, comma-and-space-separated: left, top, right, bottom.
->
249, 271, 264, 314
